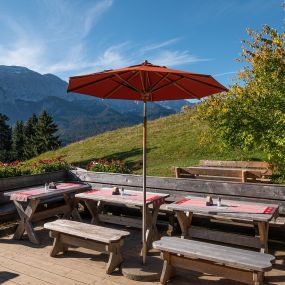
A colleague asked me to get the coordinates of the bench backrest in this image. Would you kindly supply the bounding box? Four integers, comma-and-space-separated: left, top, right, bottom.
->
199, 160, 272, 169
70, 169, 285, 215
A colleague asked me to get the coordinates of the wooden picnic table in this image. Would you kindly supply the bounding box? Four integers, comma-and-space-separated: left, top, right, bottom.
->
167, 196, 279, 253
4, 182, 91, 244
76, 188, 169, 253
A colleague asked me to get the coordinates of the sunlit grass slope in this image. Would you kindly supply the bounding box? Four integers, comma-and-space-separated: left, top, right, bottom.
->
33, 112, 265, 177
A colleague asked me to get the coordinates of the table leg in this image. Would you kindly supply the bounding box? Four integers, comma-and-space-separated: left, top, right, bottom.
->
176, 211, 192, 239
63, 193, 81, 221
258, 221, 269, 253
139, 203, 161, 254
84, 200, 104, 225
13, 199, 40, 244
145, 206, 156, 252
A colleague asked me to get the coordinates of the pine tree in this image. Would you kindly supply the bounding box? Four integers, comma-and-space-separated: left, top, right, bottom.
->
24, 113, 39, 159
36, 111, 61, 154
0, 113, 12, 162
12, 120, 25, 160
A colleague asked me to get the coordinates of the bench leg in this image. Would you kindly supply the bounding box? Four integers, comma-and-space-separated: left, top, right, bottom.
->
253, 271, 263, 285
106, 251, 123, 274
106, 241, 124, 274
50, 233, 68, 257
160, 252, 174, 285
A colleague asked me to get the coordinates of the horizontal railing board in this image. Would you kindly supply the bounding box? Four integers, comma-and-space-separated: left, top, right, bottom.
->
0, 170, 68, 192
71, 170, 285, 214
71, 170, 285, 200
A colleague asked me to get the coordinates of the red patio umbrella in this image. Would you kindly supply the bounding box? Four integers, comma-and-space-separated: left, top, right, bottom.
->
67, 60, 228, 264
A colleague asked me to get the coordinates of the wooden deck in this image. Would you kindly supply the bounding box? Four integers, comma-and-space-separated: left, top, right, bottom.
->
0, 224, 284, 285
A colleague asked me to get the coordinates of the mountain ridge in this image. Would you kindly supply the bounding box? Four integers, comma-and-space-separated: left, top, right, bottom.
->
0, 65, 193, 144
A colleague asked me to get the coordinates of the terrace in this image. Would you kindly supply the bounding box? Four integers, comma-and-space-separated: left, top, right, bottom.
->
0, 225, 284, 285
0, 168, 284, 285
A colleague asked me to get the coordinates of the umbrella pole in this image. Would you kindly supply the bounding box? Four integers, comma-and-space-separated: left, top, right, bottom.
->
142, 100, 147, 265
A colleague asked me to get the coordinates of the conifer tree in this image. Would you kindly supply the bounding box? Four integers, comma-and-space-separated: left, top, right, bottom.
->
36, 111, 61, 154
24, 113, 39, 159
12, 120, 25, 160
0, 113, 12, 162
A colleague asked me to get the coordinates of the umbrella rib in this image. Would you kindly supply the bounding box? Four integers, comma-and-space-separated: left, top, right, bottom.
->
151, 73, 184, 93
173, 81, 201, 99
115, 72, 141, 94
154, 72, 201, 100
183, 75, 228, 91
67, 70, 131, 92
104, 71, 140, 99
149, 72, 170, 92
139, 71, 146, 93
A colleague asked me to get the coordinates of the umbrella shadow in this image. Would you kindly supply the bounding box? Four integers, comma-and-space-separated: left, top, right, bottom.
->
73, 147, 155, 172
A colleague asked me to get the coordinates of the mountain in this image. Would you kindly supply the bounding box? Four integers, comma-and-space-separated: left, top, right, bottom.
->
0, 65, 194, 144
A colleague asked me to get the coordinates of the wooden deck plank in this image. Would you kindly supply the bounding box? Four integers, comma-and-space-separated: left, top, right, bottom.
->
0, 264, 49, 285
0, 249, 104, 284
0, 255, 86, 285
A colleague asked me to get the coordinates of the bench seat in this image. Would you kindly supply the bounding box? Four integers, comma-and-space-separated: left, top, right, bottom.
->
153, 237, 275, 285
44, 219, 130, 274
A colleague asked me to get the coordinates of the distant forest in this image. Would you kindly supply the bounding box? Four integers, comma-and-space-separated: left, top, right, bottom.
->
0, 111, 60, 162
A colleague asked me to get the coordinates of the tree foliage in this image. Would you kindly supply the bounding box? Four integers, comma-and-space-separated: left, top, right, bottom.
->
0, 111, 61, 162
24, 113, 39, 159
0, 113, 12, 161
36, 110, 61, 154
197, 23, 285, 168
12, 120, 25, 160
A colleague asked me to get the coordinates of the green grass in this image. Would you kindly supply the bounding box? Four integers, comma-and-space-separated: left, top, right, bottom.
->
32, 112, 265, 177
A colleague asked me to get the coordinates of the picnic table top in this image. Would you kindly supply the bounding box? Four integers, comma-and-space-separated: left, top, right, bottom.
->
75, 187, 169, 207
167, 195, 279, 222
4, 182, 91, 201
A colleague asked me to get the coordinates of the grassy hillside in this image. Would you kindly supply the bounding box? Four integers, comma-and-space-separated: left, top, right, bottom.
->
33, 111, 265, 177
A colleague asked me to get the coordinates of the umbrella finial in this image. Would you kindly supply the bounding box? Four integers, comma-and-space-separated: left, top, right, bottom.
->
143, 60, 149, 65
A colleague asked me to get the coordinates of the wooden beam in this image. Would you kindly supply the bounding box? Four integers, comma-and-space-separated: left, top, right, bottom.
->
188, 226, 261, 249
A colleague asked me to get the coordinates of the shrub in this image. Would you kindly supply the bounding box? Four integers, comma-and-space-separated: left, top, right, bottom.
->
87, 159, 131, 174
0, 156, 69, 178
30, 156, 70, 175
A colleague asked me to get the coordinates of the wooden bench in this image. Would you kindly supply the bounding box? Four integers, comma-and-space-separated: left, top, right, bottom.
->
175, 160, 273, 183
153, 237, 275, 285
44, 219, 130, 274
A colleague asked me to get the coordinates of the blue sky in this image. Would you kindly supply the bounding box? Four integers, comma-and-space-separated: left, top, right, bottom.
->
0, 0, 283, 86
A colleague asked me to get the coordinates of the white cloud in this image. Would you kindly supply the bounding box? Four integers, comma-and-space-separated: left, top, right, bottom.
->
83, 0, 113, 37
214, 71, 236, 77
0, 0, 114, 76
140, 38, 181, 53
149, 50, 213, 67
0, 0, 212, 80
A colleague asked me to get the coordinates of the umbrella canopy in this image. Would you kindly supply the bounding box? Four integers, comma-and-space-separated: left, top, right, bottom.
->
67, 60, 228, 265
67, 60, 227, 101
